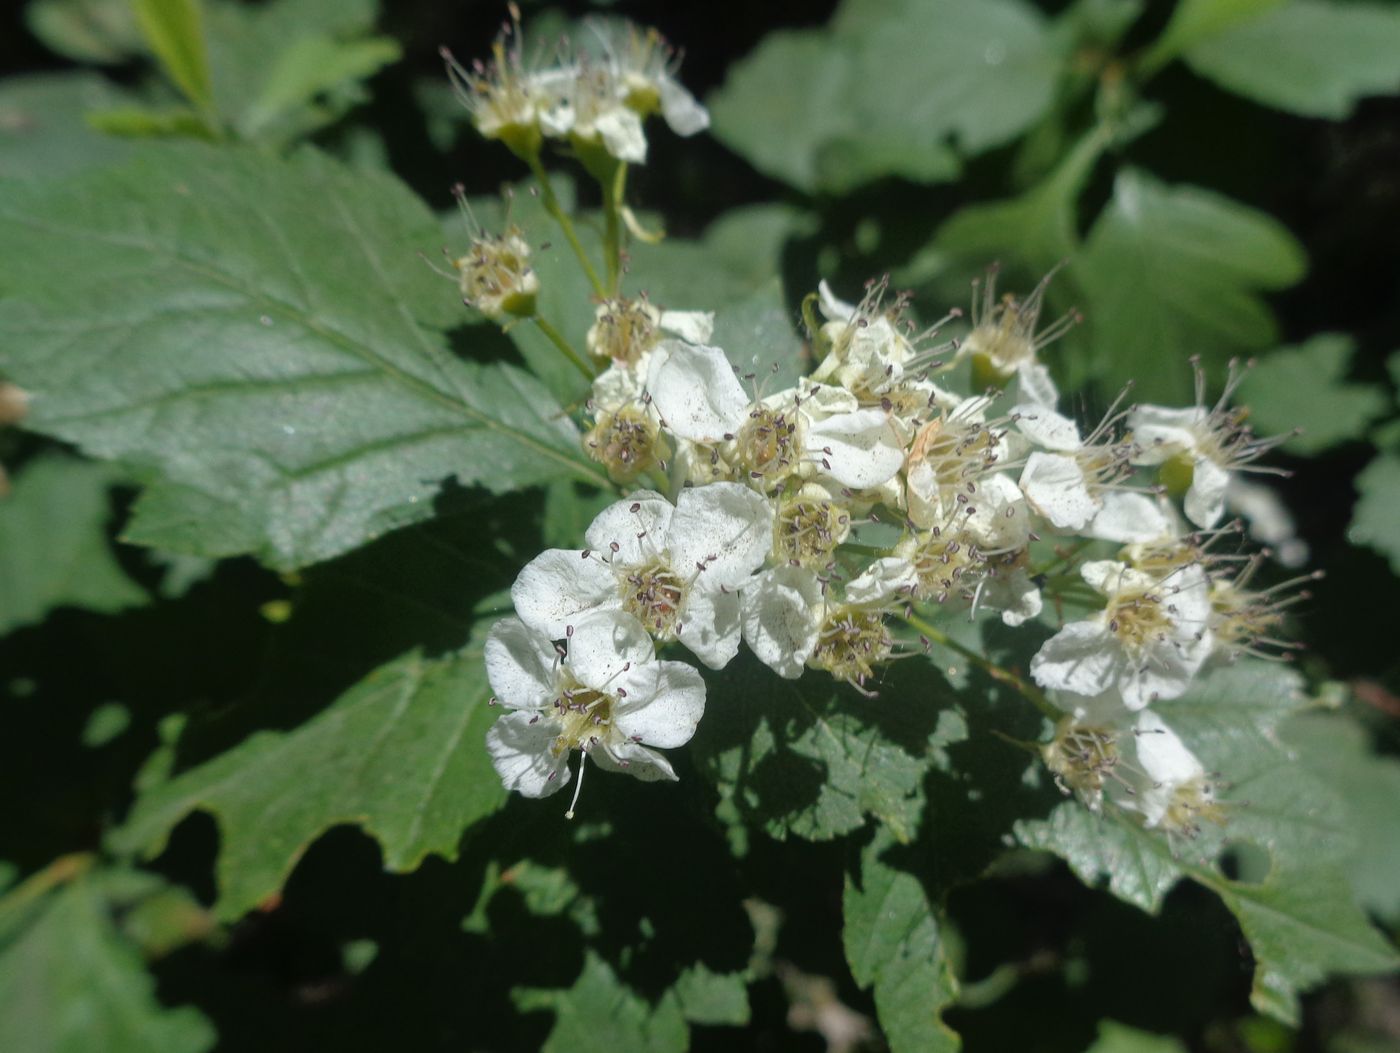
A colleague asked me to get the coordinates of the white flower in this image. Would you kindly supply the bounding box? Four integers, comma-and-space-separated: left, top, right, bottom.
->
540, 21, 709, 165
586, 296, 713, 369
512, 484, 773, 669
1030, 559, 1212, 710
484, 611, 705, 807
799, 383, 909, 491
1109, 710, 1221, 835
1012, 403, 1142, 537
811, 280, 916, 393
1128, 362, 1288, 529
587, 20, 709, 137
959, 267, 1077, 408
1225, 476, 1308, 568
646, 340, 751, 444
740, 561, 904, 692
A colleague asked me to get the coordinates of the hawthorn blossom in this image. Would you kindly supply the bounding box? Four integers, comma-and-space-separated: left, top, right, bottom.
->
1109, 710, 1222, 836
646, 344, 907, 492
512, 484, 772, 669
484, 611, 705, 805
958, 267, 1078, 407
1030, 559, 1212, 710
1011, 403, 1161, 541
1128, 360, 1289, 529
741, 559, 908, 690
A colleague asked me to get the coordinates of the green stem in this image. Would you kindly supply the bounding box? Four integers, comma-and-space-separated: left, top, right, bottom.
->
527, 156, 607, 299
602, 163, 627, 294
902, 610, 1059, 720
839, 542, 893, 559
0, 853, 94, 918
532, 316, 595, 380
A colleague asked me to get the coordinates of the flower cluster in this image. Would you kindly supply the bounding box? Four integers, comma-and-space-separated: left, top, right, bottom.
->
442, 10, 707, 166
447, 16, 1308, 830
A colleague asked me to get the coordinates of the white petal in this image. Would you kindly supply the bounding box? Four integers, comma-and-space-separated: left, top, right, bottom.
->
818, 280, 856, 321
1130, 710, 1204, 785
669, 482, 773, 587
1030, 620, 1121, 698
591, 362, 646, 410
845, 557, 917, 605
659, 78, 709, 135
805, 408, 906, 489
659, 309, 715, 344
512, 549, 620, 638
1226, 476, 1308, 568
596, 107, 648, 163
566, 610, 656, 691
483, 617, 557, 711
986, 568, 1042, 627
1086, 492, 1170, 543
741, 567, 823, 678
1184, 455, 1229, 528
962, 472, 1032, 551
613, 660, 706, 748
584, 490, 673, 566
1081, 559, 1156, 597
591, 739, 677, 782
1012, 405, 1081, 451
647, 340, 749, 443
1016, 361, 1059, 408
486, 712, 570, 798
676, 585, 744, 670
1020, 452, 1099, 530
1128, 405, 1205, 465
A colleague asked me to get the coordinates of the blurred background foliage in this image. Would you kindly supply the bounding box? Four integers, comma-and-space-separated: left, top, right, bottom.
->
1, 1, 1400, 1051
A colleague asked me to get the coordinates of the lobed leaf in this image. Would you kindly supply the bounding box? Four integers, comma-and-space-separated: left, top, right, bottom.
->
0, 457, 147, 636
1073, 169, 1306, 402
0, 144, 602, 571
109, 648, 504, 921
1184, 0, 1400, 119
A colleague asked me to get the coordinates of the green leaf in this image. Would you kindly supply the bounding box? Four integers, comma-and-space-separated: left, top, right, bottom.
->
133, 0, 214, 116
710, 0, 1057, 194
935, 125, 1107, 274
1184, 1, 1400, 119
1349, 452, 1400, 575
1237, 334, 1388, 453
515, 951, 689, 1053
1016, 663, 1398, 1025
692, 657, 949, 843
0, 457, 147, 636
707, 30, 861, 193
109, 648, 505, 920
672, 964, 751, 1027
1072, 169, 1306, 402
204, 0, 385, 144
1085, 1020, 1188, 1053
237, 34, 401, 140
25, 0, 145, 64
844, 829, 961, 1053
0, 870, 215, 1053
0, 144, 601, 571
0, 72, 135, 180
1141, 0, 1285, 72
